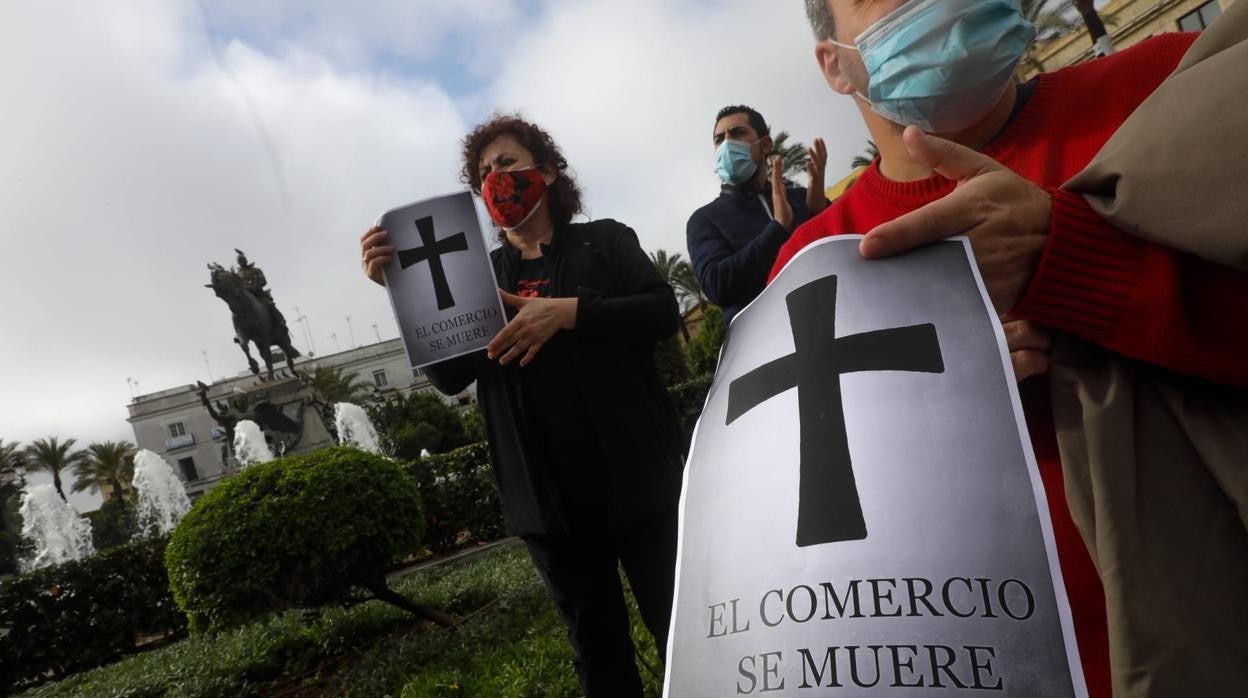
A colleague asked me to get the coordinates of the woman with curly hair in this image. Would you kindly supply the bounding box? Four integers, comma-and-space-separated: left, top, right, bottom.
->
360, 114, 684, 696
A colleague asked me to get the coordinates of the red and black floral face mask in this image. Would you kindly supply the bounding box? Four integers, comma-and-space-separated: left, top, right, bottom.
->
482, 168, 547, 230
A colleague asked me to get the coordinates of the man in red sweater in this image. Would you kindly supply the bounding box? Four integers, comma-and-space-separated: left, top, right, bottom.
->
777, 1, 1248, 696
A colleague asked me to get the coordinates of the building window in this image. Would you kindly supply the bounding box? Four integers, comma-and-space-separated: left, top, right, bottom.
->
373, 369, 388, 388
178, 457, 198, 481
168, 422, 186, 438
1178, 1, 1222, 32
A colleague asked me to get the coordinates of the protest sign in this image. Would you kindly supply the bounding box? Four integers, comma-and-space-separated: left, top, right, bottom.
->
664, 237, 1086, 697
379, 192, 505, 369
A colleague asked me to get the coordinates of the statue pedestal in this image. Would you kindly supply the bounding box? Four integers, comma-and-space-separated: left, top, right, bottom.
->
206, 374, 339, 470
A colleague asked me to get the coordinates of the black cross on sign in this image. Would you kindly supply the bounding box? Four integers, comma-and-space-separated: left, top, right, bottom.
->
726, 274, 945, 547
398, 216, 470, 311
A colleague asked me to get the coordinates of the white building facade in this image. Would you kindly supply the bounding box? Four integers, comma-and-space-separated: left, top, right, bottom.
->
126, 339, 473, 500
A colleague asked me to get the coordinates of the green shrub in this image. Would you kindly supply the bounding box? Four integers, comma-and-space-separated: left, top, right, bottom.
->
0, 535, 182, 693
23, 543, 664, 698
401, 442, 505, 554
669, 373, 715, 451
462, 405, 486, 443
85, 497, 138, 551
654, 335, 691, 387
165, 447, 426, 634
368, 391, 473, 460
685, 305, 727, 375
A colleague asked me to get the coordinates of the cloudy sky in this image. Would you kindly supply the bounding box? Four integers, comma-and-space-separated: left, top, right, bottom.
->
1, 0, 870, 509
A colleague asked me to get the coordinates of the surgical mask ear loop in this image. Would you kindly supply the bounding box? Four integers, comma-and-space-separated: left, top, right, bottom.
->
826, 39, 873, 108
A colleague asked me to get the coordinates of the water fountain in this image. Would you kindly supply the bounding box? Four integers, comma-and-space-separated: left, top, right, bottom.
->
334, 402, 383, 454
132, 449, 192, 537
18, 484, 94, 571
233, 419, 274, 468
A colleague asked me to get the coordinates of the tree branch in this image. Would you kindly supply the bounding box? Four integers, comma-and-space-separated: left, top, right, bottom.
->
365, 582, 458, 629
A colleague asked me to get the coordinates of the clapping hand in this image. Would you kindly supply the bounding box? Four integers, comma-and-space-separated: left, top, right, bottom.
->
771, 156, 794, 233
805, 137, 829, 214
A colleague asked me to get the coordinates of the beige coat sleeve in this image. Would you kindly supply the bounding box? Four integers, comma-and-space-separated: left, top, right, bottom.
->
1064, 0, 1248, 271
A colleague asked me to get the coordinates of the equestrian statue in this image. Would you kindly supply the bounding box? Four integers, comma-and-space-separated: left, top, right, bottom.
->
206, 249, 301, 381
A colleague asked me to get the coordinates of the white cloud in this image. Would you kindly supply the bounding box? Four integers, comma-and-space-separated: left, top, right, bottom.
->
0, 0, 870, 509
0, 1, 470, 453
485, 0, 870, 257
200, 0, 528, 79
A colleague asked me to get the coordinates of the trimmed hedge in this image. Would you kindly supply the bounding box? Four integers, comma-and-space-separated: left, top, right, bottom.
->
165, 447, 426, 634
401, 442, 505, 554
0, 535, 183, 693
19, 543, 626, 698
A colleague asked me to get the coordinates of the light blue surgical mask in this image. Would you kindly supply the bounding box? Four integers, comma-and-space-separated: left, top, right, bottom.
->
714, 139, 761, 185
832, 0, 1036, 133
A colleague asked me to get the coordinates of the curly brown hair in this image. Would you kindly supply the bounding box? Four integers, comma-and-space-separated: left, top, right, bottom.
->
459, 113, 584, 228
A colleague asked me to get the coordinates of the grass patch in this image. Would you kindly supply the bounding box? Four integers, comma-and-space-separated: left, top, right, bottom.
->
21, 541, 664, 697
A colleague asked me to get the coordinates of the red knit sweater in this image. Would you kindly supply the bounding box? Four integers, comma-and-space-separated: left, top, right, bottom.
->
766, 32, 1248, 698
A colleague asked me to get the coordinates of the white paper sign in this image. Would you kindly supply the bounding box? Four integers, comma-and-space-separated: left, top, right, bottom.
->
379, 192, 506, 369
664, 237, 1086, 697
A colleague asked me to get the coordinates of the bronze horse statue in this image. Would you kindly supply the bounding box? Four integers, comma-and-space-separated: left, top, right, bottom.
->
206, 252, 301, 381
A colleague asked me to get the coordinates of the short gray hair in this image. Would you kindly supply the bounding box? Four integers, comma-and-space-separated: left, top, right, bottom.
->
805, 0, 835, 39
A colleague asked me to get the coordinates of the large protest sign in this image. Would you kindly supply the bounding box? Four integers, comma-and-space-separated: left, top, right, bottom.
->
664, 237, 1086, 697
379, 192, 505, 369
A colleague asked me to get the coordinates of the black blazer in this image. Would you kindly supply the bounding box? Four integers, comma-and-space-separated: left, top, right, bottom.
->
423, 219, 685, 536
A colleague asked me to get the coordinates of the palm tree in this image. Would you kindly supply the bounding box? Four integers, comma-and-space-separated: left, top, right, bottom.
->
0, 440, 23, 575
671, 261, 704, 311
310, 365, 374, 404
850, 140, 880, 169
72, 440, 135, 500
23, 437, 84, 502
649, 250, 705, 341
1018, 1, 1082, 76
1072, 0, 1113, 55
0, 439, 19, 473
770, 131, 810, 182
1024, 0, 1082, 40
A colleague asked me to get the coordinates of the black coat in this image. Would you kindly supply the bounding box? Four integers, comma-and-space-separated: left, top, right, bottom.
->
423, 219, 686, 536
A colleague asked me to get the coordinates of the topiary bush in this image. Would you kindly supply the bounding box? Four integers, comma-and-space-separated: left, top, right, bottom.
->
165, 446, 447, 634
401, 442, 505, 554
0, 535, 183, 693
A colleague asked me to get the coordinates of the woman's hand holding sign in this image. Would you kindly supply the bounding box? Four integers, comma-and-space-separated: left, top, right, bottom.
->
360, 225, 395, 286
487, 291, 578, 367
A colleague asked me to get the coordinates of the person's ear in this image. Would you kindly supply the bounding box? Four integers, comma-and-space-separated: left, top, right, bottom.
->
759, 135, 774, 158
815, 39, 857, 96
540, 163, 558, 187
